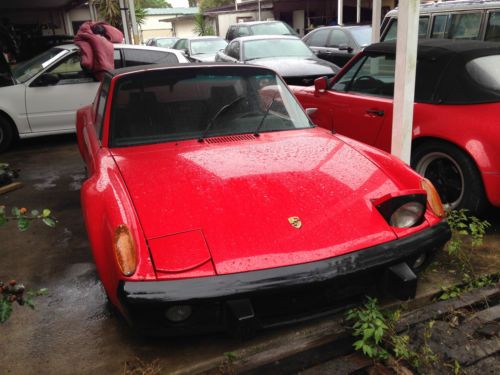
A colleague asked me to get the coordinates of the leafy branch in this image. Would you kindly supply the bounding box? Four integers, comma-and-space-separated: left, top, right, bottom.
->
0, 206, 56, 231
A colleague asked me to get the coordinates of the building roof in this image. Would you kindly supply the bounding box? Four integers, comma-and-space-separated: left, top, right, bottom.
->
145, 7, 198, 16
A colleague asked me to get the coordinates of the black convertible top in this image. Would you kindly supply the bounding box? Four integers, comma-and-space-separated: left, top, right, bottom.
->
364, 40, 500, 104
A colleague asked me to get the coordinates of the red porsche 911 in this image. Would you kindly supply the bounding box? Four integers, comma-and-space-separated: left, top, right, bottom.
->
76, 64, 450, 336
292, 40, 500, 215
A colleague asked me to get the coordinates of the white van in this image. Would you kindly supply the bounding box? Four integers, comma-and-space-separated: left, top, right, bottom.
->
381, 0, 500, 42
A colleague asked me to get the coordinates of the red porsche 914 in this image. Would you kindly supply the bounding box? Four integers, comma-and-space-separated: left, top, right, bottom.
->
76, 64, 450, 336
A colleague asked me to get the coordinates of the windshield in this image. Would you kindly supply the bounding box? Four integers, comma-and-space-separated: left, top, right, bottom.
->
109, 67, 312, 147
250, 22, 295, 36
12, 47, 69, 83
243, 39, 314, 60
349, 27, 372, 46
156, 38, 177, 48
190, 39, 228, 55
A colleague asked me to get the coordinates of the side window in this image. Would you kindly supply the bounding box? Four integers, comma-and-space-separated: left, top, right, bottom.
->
329, 30, 348, 47
333, 54, 395, 98
114, 49, 123, 69
47, 52, 94, 84
447, 12, 482, 39
123, 49, 179, 66
418, 16, 430, 38
485, 11, 500, 42
305, 29, 330, 47
383, 19, 398, 41
94, 76, 111, 140
238, 26, 251, 37
177, 39, 188, 50
227, 41, 240, 59
226, 26, 235, 40
431, 15, 449, 38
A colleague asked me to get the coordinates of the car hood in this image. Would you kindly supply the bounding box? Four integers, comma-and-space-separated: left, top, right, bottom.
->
191, 53, 217, 62
111, 129, 401, 275
246, 57, 339, 77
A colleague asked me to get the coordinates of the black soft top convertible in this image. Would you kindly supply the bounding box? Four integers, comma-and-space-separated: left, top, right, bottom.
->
364, 40, 500, 104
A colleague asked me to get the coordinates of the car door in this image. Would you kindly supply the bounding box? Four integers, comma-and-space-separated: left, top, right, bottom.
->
324, 29, 354, 67
315, 54, 395, 151
25, 51, 99, 133
303, 28, 332, 63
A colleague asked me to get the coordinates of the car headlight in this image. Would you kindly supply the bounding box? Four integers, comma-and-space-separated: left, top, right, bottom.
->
421, 178, 445, 218
374, 193, 426, 228
113, 224, 137, 276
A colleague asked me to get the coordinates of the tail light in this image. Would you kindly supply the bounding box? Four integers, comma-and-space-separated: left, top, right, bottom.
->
113, 224, 137, 276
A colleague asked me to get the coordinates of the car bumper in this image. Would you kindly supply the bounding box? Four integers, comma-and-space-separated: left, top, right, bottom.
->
118, 221, 450, 336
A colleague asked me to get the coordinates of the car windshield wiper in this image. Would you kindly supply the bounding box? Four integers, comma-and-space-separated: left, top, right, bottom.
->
198, 96, 244, 142
254, 93, 278, 136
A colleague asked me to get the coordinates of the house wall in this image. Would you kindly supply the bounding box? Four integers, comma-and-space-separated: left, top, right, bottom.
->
173, 18, 197, 37
217, 10, 274, 37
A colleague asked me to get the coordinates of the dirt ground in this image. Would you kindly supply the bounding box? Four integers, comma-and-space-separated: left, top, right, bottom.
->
0, 135, 499, 375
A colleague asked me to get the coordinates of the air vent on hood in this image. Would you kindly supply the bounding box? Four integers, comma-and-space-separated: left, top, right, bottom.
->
205, 134, 257, 144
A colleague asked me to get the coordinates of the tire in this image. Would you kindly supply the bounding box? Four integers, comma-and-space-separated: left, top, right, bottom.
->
411, 140, 488, 215
0, 116, 14, 153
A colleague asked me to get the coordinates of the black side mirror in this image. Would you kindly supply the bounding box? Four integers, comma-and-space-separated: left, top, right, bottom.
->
182, 49, 190, 56
32, 73, 60, 87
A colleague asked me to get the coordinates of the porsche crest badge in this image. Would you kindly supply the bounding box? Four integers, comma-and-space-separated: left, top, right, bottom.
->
288, 216, 302, 229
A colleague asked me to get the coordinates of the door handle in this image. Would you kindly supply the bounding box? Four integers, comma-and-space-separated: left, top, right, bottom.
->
366, 109, 384, 117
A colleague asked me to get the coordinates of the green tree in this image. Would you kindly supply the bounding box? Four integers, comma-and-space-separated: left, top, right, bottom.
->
137, 0, 172, 8
92, 0, 147, 28
188, 0, 198, 7
199, 0, 232, 11
193, 13, 215, 36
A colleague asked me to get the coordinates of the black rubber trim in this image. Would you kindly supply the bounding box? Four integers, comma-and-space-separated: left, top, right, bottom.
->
118, 221, 450, 305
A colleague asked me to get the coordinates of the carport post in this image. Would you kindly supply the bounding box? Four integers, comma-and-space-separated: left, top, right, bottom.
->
371, 0, 381, 42
391, 0, 420, 164
119, 0, 131, 44
356, 0, 361, 24
128, 0, 140, 44
338, 0, 343, 25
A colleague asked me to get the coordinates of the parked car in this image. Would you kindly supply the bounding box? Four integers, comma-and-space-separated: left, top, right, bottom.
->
17, 35, 75, 62
215, 35, 340, 85
226, 20, 298, 42
76, 63, 450, 336
145, 37, 179, 48
172, 36, 228, 62
381, 0, 500, 42
0, 44, 188, 152
303, 25, 372, 67
291, 40, 500, 214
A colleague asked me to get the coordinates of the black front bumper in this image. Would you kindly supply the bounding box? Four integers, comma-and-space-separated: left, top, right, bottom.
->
118, 221, 450, 336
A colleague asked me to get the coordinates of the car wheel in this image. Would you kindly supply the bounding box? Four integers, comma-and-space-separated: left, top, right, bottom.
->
411, 140, 487, 215
0, 116, 15, 153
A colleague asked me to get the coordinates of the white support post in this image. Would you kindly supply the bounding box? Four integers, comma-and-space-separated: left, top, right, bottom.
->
338, 0, 343, 25
258, 0, 261, 21
128, 0, 140, 44
119, 0, 130, 44
356, 0, 361, 24
89, 3, 96, 21
391, 0, 420, 164
371, 0, 381, 43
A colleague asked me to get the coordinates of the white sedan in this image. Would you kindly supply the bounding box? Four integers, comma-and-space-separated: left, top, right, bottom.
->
0, 44, 188, 151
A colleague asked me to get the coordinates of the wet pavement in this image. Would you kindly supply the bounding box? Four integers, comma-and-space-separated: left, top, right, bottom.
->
0, 135, 499, 375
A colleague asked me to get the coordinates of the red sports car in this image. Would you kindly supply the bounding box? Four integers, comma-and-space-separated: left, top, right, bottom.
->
76, 63, 450, 336
292, 40, 500, 215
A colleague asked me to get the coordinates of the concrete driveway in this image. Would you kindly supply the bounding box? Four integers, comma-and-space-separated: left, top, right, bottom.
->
0, 135, 498, 374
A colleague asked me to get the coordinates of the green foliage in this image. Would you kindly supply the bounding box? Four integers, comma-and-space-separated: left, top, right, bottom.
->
345, 297, 389, 360
92, 0, 147, 28
0, 205, 56, 231
137, 0, 171, 8
193, 13, 215, 36
446, 209, 490, 256
0, 281, 48, 323
223, 351, 237, 362
199, 0, 232, 11
438, 274, 495, 301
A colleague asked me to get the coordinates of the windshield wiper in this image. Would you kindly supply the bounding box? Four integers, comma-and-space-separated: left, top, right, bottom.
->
254, 93, 278, 136
198, 96, 244, 142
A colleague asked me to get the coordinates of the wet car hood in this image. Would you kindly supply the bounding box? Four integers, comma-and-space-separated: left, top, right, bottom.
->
191, 53, 217, 62
246, 57, 339, 77
111, 128, 400, 275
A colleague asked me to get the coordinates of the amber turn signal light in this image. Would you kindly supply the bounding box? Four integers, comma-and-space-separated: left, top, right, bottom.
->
113, 224, 137, 276
421, 178, 445, 218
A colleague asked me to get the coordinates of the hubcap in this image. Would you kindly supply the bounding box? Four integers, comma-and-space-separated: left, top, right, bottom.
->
415, 152, 464, 211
